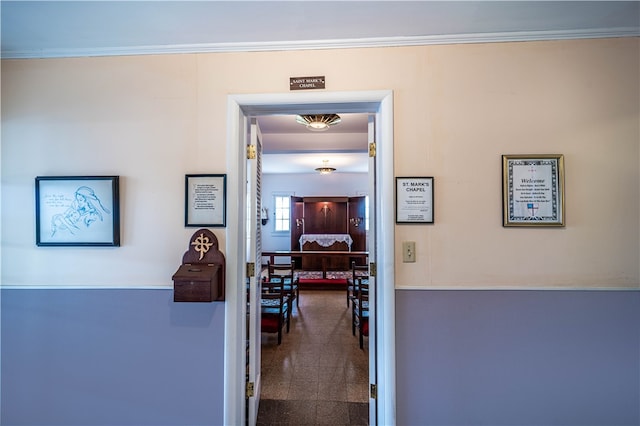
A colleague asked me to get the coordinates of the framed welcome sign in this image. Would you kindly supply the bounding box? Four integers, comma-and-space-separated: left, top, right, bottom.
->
502, 154, 565, 227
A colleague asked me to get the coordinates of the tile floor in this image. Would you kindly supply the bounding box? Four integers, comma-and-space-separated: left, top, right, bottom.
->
257, 289, 369, 425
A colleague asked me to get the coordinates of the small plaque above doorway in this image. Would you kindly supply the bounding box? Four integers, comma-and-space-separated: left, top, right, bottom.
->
290, 76, 325, 90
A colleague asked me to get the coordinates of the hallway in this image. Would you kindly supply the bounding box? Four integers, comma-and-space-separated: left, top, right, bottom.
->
256, 289, 370, 425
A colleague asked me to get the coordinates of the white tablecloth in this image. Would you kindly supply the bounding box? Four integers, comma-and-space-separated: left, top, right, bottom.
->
300, 234, 353, 250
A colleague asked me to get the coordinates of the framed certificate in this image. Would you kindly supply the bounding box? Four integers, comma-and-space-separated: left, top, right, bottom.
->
185, 174, 226, 227
502, 154, 565, 227
396, 177, 434, 224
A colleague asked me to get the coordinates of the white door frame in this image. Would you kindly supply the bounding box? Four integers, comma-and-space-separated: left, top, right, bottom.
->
224, 90, 396, 425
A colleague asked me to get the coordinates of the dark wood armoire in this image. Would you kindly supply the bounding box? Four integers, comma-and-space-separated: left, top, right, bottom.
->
290, 196, 367, 270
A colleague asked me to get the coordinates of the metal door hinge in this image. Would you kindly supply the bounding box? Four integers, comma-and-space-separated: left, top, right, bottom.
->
246, 382, 255, 398
370, 383, 377, 399
246, 262, 255, 277
369, 142, 376, 157
247, 144, 256, 159
369, 262, 376, 277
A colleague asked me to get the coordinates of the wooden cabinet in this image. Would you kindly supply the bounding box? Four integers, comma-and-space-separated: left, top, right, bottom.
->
173, 229, 225, 302
348, 196, 367, 254
289, 196, 367, 270
173, 263, 222, 302
303, 197, 348, 234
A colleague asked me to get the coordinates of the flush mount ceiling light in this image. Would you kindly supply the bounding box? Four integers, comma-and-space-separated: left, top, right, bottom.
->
315, 160, 336, 175
295, 114, 341, 131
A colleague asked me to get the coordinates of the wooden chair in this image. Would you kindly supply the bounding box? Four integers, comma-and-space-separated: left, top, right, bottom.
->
351, 277, 369, 349
260, 280, 290, 345
267, 260, 299, 309
347, 261, 369, 306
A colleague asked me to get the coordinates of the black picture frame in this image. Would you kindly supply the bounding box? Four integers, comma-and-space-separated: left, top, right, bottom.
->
35, 176, 120, 246
185, 174, 227, 227
395, 177, 434, 224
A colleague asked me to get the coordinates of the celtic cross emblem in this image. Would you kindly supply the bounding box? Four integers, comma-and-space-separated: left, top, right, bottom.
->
191, 233, 213, 260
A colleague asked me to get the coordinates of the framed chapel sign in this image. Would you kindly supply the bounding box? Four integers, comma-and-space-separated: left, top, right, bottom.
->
502, 154, 565, 227
396, 177, 434, 224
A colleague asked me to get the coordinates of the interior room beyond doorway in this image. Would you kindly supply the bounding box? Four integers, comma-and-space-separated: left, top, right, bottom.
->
256, 111, 371, 423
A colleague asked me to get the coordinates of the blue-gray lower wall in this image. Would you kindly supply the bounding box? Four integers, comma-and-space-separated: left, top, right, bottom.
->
396, 290, 640, 426
1, 289, 225, 426
2, 289, 639, 426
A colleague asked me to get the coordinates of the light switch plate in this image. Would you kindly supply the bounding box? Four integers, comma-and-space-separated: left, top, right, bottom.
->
402, 241, 416, 263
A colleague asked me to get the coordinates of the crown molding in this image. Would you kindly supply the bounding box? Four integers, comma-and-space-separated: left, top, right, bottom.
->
2, 28, 638, 59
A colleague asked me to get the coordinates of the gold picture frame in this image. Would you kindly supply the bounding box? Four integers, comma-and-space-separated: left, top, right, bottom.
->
502, 154, 565, 227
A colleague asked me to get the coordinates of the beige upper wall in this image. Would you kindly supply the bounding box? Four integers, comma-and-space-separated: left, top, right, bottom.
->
2, 38, 638, 288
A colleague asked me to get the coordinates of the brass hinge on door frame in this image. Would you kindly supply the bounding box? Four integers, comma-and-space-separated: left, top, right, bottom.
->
246, 381, 255, 398
370, 383, 377, 399
247, 144, 256, 159
246, 262, 256, 277
369, 142, 376, 157
369, 262, 376, 277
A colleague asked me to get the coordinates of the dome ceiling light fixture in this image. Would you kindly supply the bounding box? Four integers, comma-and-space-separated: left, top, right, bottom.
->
295, 114, 341, 131
315, 159, 336, 175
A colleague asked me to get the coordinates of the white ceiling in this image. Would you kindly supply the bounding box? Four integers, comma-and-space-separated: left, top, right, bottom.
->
2, 1, 637, 174
257, 113, 370, 174
2, 1, 638, 58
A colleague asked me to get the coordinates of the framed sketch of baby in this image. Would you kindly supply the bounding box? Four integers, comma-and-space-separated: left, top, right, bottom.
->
185, 174, 226, 227
502, 154, 565, 227
35, 176, 120, 246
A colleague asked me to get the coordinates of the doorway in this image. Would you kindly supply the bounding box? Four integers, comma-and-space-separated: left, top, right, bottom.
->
224, 90, 395, 426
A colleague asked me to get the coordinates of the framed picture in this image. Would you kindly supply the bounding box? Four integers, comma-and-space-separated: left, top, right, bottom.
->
185, 174, 226, 227
396, 177, 434, 224
35, 176, 120, 246
502, 154, 565, 227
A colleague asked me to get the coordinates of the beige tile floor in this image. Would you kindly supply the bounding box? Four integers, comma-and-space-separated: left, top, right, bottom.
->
257, 289, 369, 425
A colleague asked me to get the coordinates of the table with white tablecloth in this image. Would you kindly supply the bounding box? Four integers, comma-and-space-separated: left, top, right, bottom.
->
299, 234, 353, 270
299, 234, 353, 251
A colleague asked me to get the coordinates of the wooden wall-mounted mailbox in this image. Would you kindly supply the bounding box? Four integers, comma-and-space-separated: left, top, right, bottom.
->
172, 229, 225, 302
